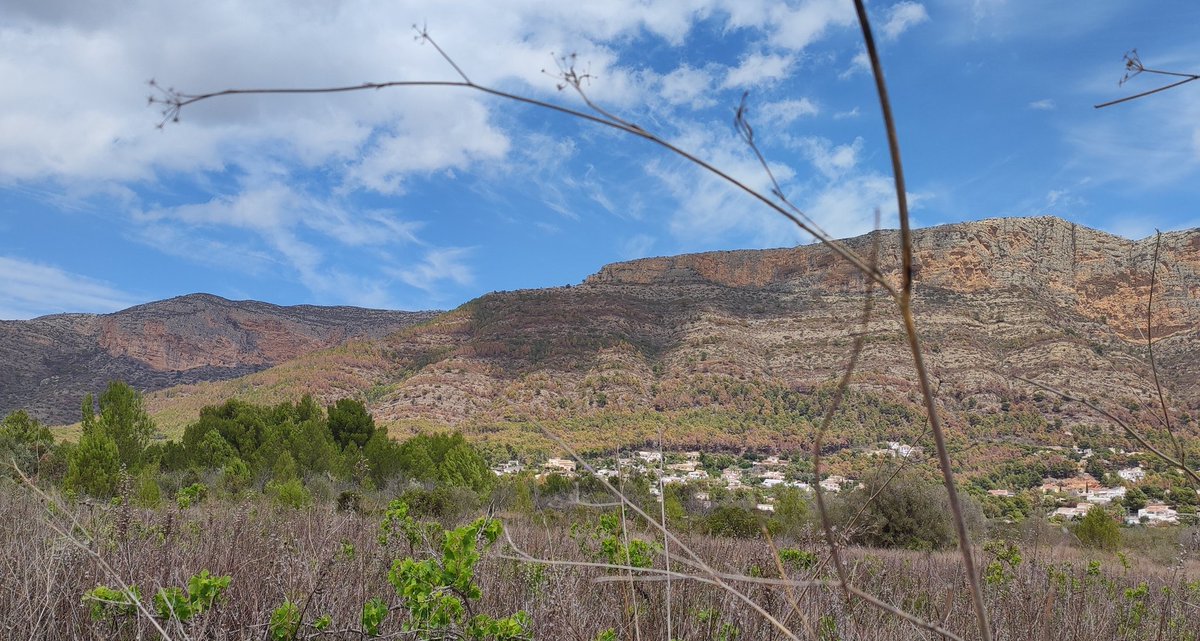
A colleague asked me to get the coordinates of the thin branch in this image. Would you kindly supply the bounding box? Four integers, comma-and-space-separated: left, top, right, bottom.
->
503, 530, 965, 641
13, 465, 174, 641
1015, 376, 1200, 487
1095, 50, 1200, 108
1145, 231, 1185, 466
811, 210, 880, 602
656, 428, 671, 641
762, 527, 817, 641
151, 34, 893, 297
614, 448, 642, 641
852, 2, 991, 640
537, 430, 802, 641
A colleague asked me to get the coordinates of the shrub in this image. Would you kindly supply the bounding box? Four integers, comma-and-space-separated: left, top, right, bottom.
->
266, 478, 313, 509
1074, 506, 1121, 551
706, 504, 764, 538
843, 470, 973, 551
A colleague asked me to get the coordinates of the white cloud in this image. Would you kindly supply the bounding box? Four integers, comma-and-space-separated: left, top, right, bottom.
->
722, 53, 795, 89
803, 173, 905, 239
792, 136, 865, 179
833, 107, 861, 119
768, 0, 857, 51
881, 2, 930, 41
619, 233, 656, 259
0, 0, 867, 192
755, 98, 820, 127
659, 64, 718, 108
1028, 99, 1056, 110
132, 180, 431, 304
0, 256, 139, 319
388, 248, 474, 294
647, 123, 802, 248
840, 50, 871, 79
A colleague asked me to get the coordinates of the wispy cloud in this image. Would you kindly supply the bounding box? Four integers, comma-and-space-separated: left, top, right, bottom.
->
0, 256, 140, 319
881, 1, 930, 41
1028, 99, 1056, 110
755, 98, 820, 127
619, 233, 656, 260
722, 53, 795, 89
387, 248, 474, 295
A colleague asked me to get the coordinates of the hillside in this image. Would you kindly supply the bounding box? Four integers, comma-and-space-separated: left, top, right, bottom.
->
135, 217, 1200, 465
0, 294, 439, 424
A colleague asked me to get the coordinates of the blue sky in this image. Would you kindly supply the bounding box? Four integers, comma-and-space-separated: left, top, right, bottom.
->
1, 0, 1198, 319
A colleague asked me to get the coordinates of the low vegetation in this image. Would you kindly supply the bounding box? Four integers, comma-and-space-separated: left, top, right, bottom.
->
3, 382, 1198, 638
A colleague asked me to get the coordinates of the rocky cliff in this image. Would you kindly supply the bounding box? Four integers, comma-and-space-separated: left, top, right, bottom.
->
0, 294, 438, 424
136, 217, 1200, 458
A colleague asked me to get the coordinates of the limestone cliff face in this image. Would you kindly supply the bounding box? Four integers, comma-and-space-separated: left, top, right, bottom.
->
0, 294, 438, 424
587, 217, 1200, 340
139, 217, 1200, 455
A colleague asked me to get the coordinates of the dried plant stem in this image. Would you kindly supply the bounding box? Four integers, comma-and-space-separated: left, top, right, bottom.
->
151, 30, 892, 296
503, 530, 967, 641
538, 430, 802, 641
656, 429, 672, 641
852, 2, 991, 640
1145, 231, 1185, 466
615, 449, 643, 641
1016, 377, 1200, 486
762, 528, 817, 640
811, 216, 879, 603
12, 465, 175, 641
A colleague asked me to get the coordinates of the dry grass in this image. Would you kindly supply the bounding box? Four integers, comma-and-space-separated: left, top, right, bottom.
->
2, 487, 1197, 641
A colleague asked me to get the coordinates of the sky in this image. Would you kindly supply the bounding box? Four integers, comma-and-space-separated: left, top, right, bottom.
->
1, 0, 1198, 319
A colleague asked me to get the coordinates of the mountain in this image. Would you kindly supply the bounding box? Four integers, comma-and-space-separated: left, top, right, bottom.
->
0, 294, 439, 424
133, 217, 1200, 468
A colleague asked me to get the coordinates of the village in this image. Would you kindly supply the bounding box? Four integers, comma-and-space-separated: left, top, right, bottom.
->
491, 443, 1196, 526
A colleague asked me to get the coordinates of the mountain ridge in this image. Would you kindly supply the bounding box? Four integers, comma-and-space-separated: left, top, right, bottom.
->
110, 216, 1200, 464
0, 293, 439, 424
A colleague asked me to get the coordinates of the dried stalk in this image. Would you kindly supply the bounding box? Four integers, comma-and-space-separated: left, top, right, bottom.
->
852, 2, 991, 639
1094, 50, 1199, 109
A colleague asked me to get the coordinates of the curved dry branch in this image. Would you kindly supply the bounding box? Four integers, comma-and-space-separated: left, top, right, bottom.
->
1015, 376, 1200, 487
1094, 50, 1200, 109
151, 31, 892, 297
851, 2, 991, 639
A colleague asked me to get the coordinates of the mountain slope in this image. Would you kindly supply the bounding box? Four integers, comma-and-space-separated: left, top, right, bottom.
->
0, 294, 439, 424
137, 217, 1200, 461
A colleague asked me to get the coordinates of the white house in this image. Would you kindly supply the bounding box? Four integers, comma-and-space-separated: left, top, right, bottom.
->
1051, 503, 1092, 520
1117, 467, 1146, 483
1084, 486, 1127, 504
635, 450, 662, 463
543, 458, 577, 474
1134, 504, 1179, 525
820, 475, 851, 493
492, 460, 524, 475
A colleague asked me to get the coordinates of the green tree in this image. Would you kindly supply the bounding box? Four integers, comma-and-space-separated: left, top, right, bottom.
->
439, 440, 492, 492
769, 487, 810, 539
1074, 506, 1121, 551
846, 470, 969, 551
64, 430, 121, 498
0, 410, 55, 479
91, 382, 156, 470
327, 398, 375, 450
1122, 487, 1148, 512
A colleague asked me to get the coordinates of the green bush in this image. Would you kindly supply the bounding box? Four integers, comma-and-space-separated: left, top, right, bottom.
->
705, 504, 764, 538
266, 478, 313, 509
1074, 506, 1121, 551
841, 470, 974, 551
